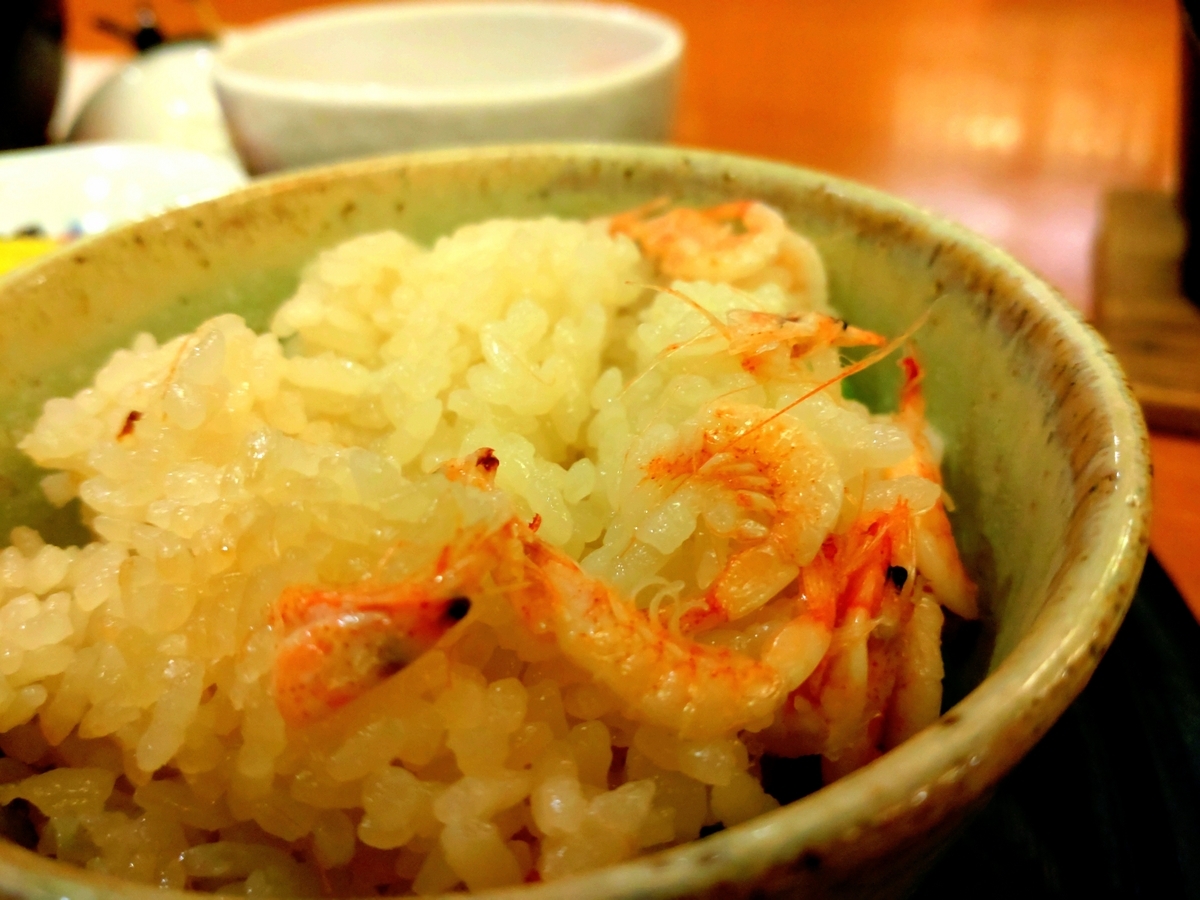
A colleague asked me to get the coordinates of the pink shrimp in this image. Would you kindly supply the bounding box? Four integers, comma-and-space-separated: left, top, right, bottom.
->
815, 505, 919, 767
640, 404, 842, 634
271, 569, 473, 728
272, 513, 790, 739
723, 308, 886, 377
753, 504, 926, 767
891, 356, 979, 620
630, 308, 915, 636
269, 450, 840, 739
740, 358, 971, 770
609, 200, 827, 299
514, 445, 921, 743
271, 449, 515, 727
519, 531, 787, 740
647, 284, 886, 384
268, 445, 950, 761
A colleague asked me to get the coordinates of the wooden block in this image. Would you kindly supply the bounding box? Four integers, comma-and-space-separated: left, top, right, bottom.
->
1094, 189, 1200, 436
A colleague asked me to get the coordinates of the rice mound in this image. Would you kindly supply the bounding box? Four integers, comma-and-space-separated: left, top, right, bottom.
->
0, 212, 945, 893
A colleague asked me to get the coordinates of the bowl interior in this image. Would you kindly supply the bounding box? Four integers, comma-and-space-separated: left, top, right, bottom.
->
216, 2, 682, 100
0, 145, 1149, 900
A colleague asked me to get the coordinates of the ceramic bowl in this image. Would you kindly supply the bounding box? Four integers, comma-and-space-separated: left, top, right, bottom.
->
0, 142, 245, 237
211, 2, 683, 174
0, 145, 1149, 899
67, 43, 240, 165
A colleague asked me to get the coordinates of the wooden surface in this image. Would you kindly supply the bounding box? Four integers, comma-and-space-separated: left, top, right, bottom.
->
63, 0, 1200, 613
1094, 189, 1200, 436
1151, 431, 1200, 612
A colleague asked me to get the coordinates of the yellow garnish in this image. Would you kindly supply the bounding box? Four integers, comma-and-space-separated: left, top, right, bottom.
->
0, 238, 59, 277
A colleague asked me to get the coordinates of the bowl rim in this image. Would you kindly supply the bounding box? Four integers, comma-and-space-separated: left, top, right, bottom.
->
211, 1, 685, 109
0, 143, 1151, 900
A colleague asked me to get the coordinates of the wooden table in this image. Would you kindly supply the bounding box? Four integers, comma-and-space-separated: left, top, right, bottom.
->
67, 0, 1200, 613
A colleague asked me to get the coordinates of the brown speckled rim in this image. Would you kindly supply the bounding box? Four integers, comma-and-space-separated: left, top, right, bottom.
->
0, 144, 1150, 900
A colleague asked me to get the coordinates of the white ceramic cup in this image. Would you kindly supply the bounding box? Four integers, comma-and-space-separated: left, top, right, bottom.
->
68, 43, 240, 165
212, 1, 684, 174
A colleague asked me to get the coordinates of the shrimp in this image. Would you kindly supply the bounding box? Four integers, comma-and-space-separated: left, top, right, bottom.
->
271, 451, 514, 727
737, 358, 969, 767
271, 565, 474, 727
753, 504, 925, 766
521, 510, 885, 742
815, 587, 942, 783
620, 305, 931, 639
519, 532, 787, 740
640, 404, 843, 633
648, 285, 886, 384
722, 308, 886, 377
269, 450, 847, 740
272, 514, 789, 739
609, 201, 827, 302
626, 288, 933, 636
883, 592, 945, 748
890, 356, 978, 620
269, 441, 951, 763
815, 505, 918, 767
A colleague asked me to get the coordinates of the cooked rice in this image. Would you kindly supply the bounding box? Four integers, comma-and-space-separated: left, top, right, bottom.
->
0, 208, 956, 893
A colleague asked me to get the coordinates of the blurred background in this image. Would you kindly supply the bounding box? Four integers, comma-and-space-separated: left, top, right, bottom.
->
56, 0, 1178, 311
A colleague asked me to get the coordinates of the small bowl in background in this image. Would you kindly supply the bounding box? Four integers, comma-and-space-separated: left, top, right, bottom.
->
212, 1, 684, 174
67, 43, 240, 165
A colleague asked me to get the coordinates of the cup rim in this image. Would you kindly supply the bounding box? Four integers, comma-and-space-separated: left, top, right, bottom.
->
211, 1, 685, 109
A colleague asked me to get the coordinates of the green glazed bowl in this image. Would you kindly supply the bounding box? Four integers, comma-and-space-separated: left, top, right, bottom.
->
0, 145, 1150, 899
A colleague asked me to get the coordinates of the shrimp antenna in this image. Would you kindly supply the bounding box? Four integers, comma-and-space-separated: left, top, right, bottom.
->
618, 282, 730, 400
654, 284, 730, 334
160, 332, 198, 391
499, 335, 554, 387
729, 304, 934, 449
374, 539, 412, 578
709, 383, 761, 405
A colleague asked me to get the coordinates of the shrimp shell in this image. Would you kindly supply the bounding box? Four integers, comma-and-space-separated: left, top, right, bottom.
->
643, 404, 842, 633
610, 201, 827, 303
892, 356, 979, 620
272, 585, 471, 727
522, 536, 785, 740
